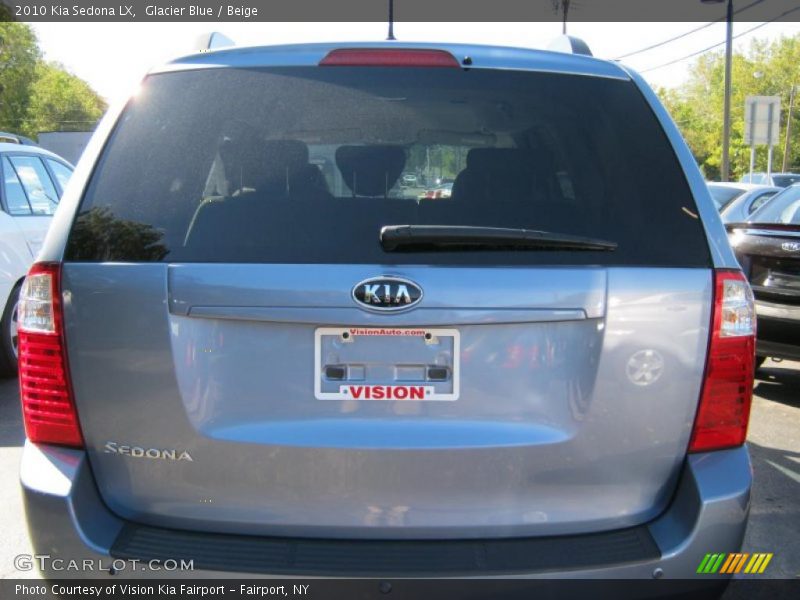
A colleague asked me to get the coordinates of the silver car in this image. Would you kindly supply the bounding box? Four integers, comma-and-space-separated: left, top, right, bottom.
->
708, 182, 780, 222
19, 41, 755, 586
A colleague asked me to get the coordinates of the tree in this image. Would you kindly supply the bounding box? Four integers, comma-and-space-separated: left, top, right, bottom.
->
659, 34, 800, 180
0, 22, 40, 133
0, 22, 106, 138
25, 61, 107, 134
0, 2, 15, 22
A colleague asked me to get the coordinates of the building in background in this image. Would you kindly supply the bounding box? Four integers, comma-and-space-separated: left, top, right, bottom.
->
36, 131, 92, 165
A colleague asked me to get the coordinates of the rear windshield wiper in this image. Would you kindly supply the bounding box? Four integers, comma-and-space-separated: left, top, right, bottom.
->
380, 225, 617, 252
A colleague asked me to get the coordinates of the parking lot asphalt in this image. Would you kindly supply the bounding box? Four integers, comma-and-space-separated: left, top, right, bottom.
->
0, 361, 798, 582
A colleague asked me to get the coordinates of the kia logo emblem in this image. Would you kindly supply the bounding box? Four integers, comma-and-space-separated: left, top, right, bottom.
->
781, 241, 800, 252
352, 277, 423, 312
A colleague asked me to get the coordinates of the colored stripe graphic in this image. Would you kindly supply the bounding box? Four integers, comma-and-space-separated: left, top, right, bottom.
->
745, 553, 774, 574
733, 553, 750, 573
697, 554, 713, 574
698, 554, 726, 573
758, 554, 773, 573
698, 552, 773, 574
720, 554, 737, 574
721, 553, 749, 574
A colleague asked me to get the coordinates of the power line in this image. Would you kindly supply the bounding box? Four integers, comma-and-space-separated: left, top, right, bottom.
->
615, 21, 718, 60
614, 0, 766, 60
640, 6, 800, 74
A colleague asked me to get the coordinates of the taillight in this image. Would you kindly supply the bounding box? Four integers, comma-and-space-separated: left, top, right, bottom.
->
320, 48, 460, 68
18, 262, 83, 448
688, 270, 755, 453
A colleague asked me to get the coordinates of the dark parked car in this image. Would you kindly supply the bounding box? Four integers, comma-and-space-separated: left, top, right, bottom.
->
727, 184, 800, 364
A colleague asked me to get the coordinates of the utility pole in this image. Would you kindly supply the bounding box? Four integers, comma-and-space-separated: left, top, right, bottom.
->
702, 0, 733, 180
386, 0, 395, 41
722, 0, 733, 180
782, 85, 796, 173
551, 1, 571, 34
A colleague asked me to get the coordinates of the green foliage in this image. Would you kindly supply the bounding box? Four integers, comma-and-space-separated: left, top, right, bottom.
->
0, 3, 14, 22
0, 22, 106, 138
406, 145, 467, 182
0, 22, 40, 134
659, 34, 800, 180
26, 61, 107, 134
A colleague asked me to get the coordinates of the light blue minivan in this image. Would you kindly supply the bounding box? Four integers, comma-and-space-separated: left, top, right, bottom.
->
19, 39, 756, 589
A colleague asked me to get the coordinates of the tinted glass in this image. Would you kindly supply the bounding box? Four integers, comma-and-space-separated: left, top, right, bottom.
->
748, 191, 778, 214
67, 67, 710, 266
46, 159, 73, 191
8, 155, 59, 215
2, 157, 32, 215
772, 174, 800, 187
750, 185, 800, 224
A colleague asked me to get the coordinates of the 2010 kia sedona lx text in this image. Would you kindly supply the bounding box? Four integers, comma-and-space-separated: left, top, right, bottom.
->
19, 41, 755, 588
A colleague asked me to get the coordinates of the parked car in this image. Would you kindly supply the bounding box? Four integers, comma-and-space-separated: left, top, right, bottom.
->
739, 172, 800, 188
0, 131, 38, 146
727, 183, 800, 366
20, 40, 753, 589
0, 140, 73, 375
422, 182, 453, 199
706, 182, 780, 221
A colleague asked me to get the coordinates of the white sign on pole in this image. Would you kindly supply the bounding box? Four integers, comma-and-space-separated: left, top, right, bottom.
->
744, 96, 781, 146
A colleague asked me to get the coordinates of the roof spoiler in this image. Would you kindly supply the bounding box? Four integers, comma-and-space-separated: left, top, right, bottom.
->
193, 32, 235, 54
547, 35, 593, 57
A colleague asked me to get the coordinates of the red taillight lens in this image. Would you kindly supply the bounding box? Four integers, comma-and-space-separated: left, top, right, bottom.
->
320, 48, 460, 68
18, 262, 83, 448
688, 270, 755, 453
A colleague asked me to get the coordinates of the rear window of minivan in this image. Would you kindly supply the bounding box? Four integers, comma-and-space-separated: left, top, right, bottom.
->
66, 66, 710, 267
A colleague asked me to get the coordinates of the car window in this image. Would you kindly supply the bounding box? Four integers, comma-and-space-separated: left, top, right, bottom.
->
750, 185, 800, 224
708, 185, 744, 210
1, 157, 33, 215
772, 175, 800, 187
46, 159, 73, 191
8, 156, 59, 215
67, 67, 710, 267
748, 191, 778, 214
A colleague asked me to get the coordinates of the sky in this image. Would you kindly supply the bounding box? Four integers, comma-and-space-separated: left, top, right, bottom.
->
31, 21, 800, 104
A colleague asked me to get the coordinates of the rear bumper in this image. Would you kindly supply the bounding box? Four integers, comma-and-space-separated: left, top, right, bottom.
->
21, 440, 751, 581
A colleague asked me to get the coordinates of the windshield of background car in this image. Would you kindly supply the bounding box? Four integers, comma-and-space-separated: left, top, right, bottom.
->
66, 66, 710, 267
749, 185, 800, 225
708, 185, 745, 210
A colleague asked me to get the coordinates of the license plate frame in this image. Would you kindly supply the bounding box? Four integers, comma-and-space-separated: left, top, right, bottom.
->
314, 327, 460, 401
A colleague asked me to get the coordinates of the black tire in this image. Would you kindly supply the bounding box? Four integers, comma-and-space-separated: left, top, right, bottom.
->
754, 355, 767, 373
0, 281, 22, 377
